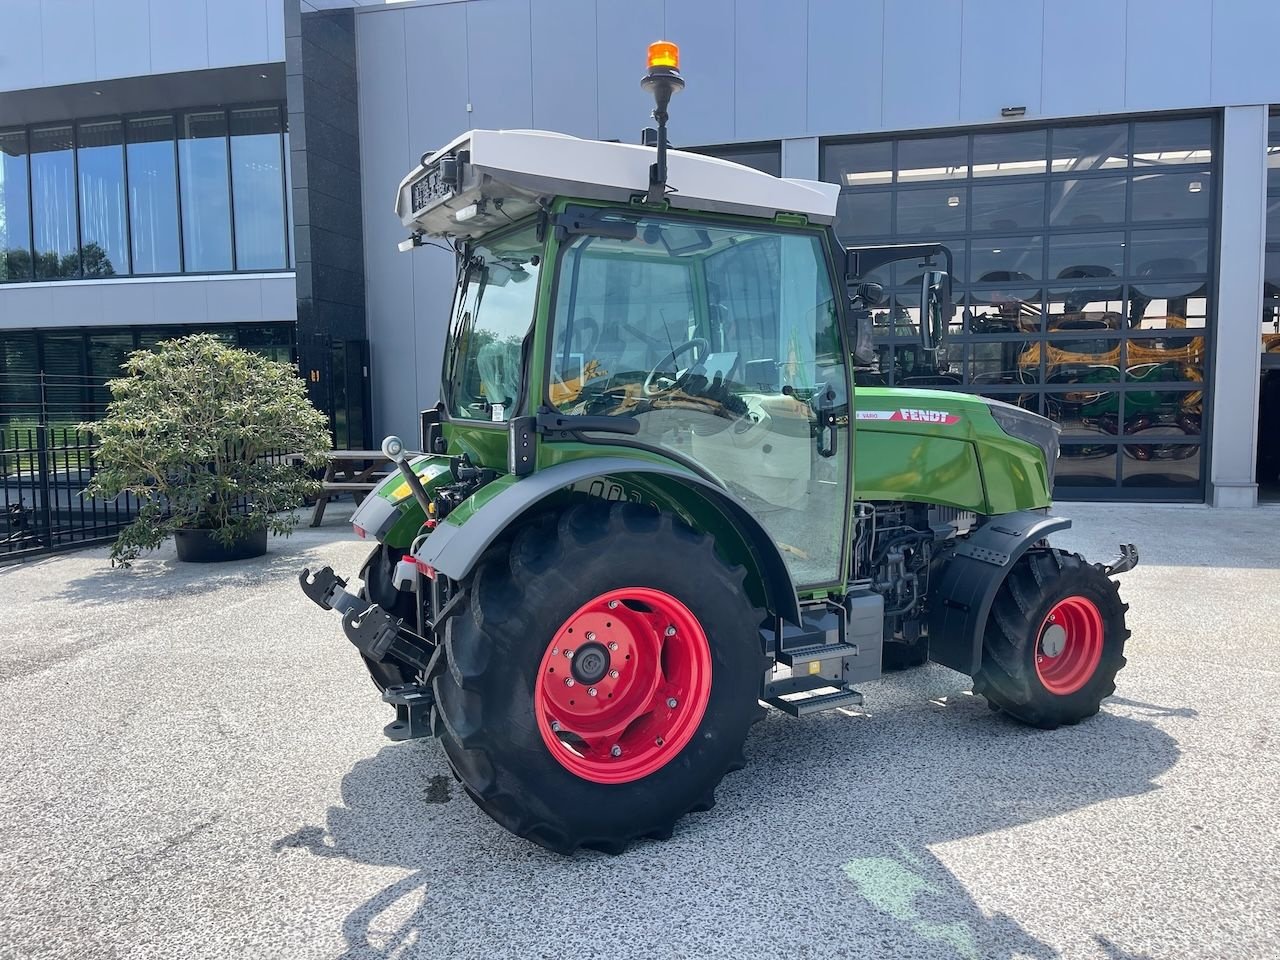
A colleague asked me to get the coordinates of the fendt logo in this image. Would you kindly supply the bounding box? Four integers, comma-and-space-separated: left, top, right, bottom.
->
855, 409, 962, 425
894, 408, 961, 425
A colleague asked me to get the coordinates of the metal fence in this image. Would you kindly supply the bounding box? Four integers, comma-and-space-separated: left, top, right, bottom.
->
0, 425, 140, 561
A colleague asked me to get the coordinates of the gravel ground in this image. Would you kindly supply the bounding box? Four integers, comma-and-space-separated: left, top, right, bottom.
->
1, 502, 1278, 960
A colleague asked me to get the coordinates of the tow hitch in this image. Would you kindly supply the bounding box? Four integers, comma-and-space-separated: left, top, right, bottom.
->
1099, 543, 1140, 577
300, 566, 435, 672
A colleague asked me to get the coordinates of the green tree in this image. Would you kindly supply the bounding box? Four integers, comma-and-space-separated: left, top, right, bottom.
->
83, 334, 332, 565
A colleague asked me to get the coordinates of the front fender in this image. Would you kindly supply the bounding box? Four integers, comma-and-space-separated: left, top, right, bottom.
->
413, 457, 802, 624
927, 510, 1072, 675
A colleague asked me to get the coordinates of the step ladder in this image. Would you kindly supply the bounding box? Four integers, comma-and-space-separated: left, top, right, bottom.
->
763, 641, 864, 718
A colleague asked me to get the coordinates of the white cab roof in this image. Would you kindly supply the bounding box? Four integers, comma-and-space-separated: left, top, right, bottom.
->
395, 129, 840, 242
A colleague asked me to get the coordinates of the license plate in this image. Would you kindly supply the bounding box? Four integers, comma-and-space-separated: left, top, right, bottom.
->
410, 165, 453, 214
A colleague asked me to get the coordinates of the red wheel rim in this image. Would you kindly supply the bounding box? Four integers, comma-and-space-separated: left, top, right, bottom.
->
1035, 595, 1104, 696
532, 586, 712, 784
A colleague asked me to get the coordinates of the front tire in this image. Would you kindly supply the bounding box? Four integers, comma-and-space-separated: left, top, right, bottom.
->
972, 550, 1129, 729
432, 500, 766, 854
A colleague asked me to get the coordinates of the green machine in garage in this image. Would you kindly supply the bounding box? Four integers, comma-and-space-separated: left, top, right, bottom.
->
302, 41, 1139, 854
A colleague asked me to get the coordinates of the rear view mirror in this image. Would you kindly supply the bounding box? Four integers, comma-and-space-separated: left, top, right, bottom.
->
919, 269, 951, 353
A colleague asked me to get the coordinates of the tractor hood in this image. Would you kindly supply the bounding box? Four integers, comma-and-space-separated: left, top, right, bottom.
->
854, 387, 1057, 514
395, 129, 840, 242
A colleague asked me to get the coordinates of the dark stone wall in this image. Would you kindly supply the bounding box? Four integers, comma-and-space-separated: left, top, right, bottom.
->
285, 0, 369, 446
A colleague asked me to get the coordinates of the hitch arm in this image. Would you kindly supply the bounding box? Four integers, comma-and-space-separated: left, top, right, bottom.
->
1098, 543, 1139, 577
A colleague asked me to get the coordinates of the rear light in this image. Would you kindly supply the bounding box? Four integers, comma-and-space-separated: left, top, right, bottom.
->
353, 524, 367, 539
413, 558, 437, 580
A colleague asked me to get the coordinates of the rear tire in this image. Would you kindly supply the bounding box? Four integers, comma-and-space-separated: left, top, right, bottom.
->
971, 550, 1129, 729
432, 500, 766, 854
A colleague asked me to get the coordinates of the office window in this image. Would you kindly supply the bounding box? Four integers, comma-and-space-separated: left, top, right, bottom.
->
78, 120, 129, 277
230, 107, 287, 270
30, 126, 79, 279
179, 111, 233, 272
126, 116, 180, 274
0, 130, 31, 281
822, 115, 1217, 500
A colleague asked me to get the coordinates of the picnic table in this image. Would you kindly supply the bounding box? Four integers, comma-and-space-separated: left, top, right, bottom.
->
309, 450, 394, 527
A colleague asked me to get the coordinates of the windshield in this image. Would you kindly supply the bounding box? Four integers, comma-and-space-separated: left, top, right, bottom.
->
443, 222, 542, 421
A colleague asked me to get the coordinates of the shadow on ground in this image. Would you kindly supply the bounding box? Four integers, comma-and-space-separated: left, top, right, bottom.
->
275, 668, 1181, 960
47, 539, 339, 606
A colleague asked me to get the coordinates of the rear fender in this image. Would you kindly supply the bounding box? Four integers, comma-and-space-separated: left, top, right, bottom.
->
349, 456, 453, 547
927, 511, 1072, 674
413, 457, 802, 625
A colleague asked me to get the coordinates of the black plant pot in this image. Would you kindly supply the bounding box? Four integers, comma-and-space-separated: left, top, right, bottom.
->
174, 525, 268, 563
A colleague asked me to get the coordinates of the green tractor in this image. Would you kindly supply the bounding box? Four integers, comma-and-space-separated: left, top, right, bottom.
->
301, 43, 1138, 854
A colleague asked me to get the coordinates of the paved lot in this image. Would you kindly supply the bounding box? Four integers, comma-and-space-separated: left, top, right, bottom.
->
1, 503, 1278, 960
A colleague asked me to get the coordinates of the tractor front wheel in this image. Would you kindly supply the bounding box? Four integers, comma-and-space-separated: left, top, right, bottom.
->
972, 550, 1129, 729
432, 500, 765, 854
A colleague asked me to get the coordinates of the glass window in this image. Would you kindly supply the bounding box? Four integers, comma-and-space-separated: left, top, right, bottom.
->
967, 289, 1043, 336
1047, 284, 1124, 331
1124, 335, 1205, 382
1121, 444, 1201, 489
898, 135, 967, 181
30, 126, 79, 279
87, 332, 136, 414
1132, 171, 1212, 221
1133, 118, 1213, 167
550, 214, 849, 586
1055, 444, 1118, 487
1129, 227, 1209, 277
126, 116, 180, 274
1128, 282, 1207, 330
230, 107, 287, 269
972, 129, 1046, 177
824, 140, 893, 185
971, 180, 1044, 231
896, 187, 966, 235
0, 130, 31, 282
77, 120, 129, 277
443, 223, 541, 421
1049, 177, 1127, 227
1051, 124, 1128, 173
970, 235, 1043, 284
1048, 231, 1125, 281
968, 339, 1038, 385
179, 111, 232, 272
836, 189, 892, 239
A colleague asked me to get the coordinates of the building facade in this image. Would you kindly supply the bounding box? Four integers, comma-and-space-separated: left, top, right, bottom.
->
3, 0, 1279, 507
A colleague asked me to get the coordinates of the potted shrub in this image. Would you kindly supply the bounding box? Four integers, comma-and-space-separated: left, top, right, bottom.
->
84, 334, 331, 565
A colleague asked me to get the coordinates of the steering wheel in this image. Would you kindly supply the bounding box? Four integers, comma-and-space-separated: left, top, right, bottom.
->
643, 338, 709, 397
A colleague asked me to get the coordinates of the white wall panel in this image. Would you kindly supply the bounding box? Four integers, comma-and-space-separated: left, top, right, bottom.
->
959, 0, 1042, 123
665, 0, 735, 145
403, 4, 469, 156
208, 0, 272, 69
1125, 0, 1211, 111
0, 3, 44, 92
595, 0, 663, 143
94, 0, 152, 81
149, 0, 211, 75
1041, 0, 1126, 118
152, 280, 210, 324
531, 0, 597, 139
206, 277, 264, 322
882, 0, 961, 130
808, 0, 882, 136
42, 0, 97, 87
1211, 0, 1280, 106
357, 8, 419, 445
465, 0, 534, 130
735, 0, 806, 141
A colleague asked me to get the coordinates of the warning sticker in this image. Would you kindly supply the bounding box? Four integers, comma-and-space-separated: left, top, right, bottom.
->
855, 408, 962, 425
